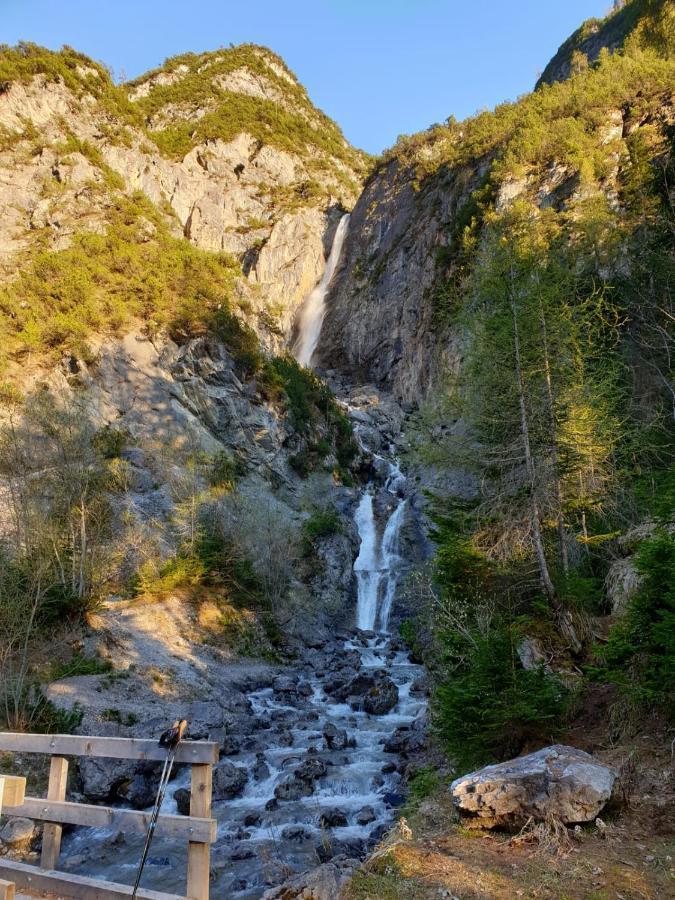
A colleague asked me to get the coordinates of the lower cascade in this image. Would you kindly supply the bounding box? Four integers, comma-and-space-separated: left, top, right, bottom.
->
354, 484, 407, 634
60, 625, 426, 899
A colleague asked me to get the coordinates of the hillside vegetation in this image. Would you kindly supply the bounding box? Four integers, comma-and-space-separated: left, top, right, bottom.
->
395, 0, 674, 768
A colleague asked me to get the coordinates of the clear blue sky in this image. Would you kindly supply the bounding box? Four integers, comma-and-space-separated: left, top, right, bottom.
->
2, 0, 611, 154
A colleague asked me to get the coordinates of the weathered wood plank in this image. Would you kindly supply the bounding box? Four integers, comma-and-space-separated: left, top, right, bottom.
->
4, 797, 216, 844
0, 776, 26, 808
0, 859, 183, 899
187, 764, 212, 900
40, 756, 68, 870
0, 733, 218, 765
0, 878, 15, 900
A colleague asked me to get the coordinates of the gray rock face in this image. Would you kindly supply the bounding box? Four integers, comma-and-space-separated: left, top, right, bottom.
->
213, 761, 249, 800
451, 744, 617, 828
318, 157, 484, 405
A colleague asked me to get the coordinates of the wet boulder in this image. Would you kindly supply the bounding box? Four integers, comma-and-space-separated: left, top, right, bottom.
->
221, 735, 241, 756
295, 757, 327, 781
117, 762, 165, 809
173, 787, 191, 816
356, 805, 376, 825
320, 808, 348, 828
323, 723, 349, 751
213, 761, 248, 800
362, 676, 399, 715
274, 776, 315, 801
252, 753, 270, 782
451, 744, 618, 829
282, 824, 310, 842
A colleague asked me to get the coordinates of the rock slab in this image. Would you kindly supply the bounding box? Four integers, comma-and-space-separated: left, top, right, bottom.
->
450, 744, 617, 828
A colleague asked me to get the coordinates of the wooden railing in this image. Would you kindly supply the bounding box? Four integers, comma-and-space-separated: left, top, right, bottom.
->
0, 732, 219, 900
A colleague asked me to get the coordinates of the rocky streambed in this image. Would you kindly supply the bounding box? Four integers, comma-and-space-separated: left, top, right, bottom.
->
58, 630, 428, 898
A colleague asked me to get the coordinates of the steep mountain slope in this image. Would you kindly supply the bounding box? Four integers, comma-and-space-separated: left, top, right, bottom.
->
0, 42, 367, 365
319, 3, 674, 404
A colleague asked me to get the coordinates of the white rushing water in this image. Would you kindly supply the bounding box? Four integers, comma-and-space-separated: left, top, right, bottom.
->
292, 214, 350, 367
353, 463, 408, 633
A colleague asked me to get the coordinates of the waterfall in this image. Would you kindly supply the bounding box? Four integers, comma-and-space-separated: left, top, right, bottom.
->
292, 214, 350, 367
353, 475, 407, 633
353, 493, 380, 631
377, 499, 406, 630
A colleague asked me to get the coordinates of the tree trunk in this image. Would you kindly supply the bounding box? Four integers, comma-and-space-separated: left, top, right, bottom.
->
510, 279, 581, 653
537, 292, 570, 577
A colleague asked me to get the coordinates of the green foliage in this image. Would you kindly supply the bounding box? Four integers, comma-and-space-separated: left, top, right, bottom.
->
302, 506, 341, 554
208, 450, 245, 488
0, 193, 241, 365
101, 708, 139, 726
406, 766, 441, 805
92, 425, 129, 460
0, 42, 141, 124
267, 356, 357, 478
128, 44, 366, 188
46, 653, 113, 681
434, 622, 569, 770
595, 532, 675, 717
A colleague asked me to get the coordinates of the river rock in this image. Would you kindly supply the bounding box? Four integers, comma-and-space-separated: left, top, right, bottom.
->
253, 753, 271, 781
174, 788, 191, 816
323, 723, 349, 751
295, 757, 327, 781
320, 808, 348, 828
450, 744, 618, 828
355, 805, 376, 825
274, 776, 314, 801
213, 761, 248, 800
262, 857, 357, 899
361, 675, 399, 715
221, 735, 241, 756
0, 817, 37, 850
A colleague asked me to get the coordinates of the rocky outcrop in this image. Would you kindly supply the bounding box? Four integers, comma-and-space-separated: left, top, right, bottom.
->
261, 856, 358, 900
0, 47, 364, 348
451, 745, 617, 828
318, 158, 484, 403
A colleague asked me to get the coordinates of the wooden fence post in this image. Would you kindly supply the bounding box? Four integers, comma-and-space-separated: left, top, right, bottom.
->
186, 763, 212, 900
40, 756, 69, 870
0, 879, 15, 900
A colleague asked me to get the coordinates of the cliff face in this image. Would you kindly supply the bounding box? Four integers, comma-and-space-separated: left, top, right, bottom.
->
319, 24, 674, 407
0, 44, 367, 352
317, 158, 485, 403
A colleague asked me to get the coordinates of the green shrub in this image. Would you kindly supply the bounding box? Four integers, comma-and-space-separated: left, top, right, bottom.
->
434, 622, 569, 770
302, 506, 341, 554
594, 531, 675, 718
46, 653, 113, 681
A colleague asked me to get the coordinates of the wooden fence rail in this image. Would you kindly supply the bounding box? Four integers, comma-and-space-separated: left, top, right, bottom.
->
0, 731, 219, 900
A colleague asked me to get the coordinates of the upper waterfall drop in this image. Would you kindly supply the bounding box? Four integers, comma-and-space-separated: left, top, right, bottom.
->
292, 214, 350, 367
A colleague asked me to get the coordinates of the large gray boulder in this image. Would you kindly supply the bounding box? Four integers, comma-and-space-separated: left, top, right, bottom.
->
451, 745, 617, 829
